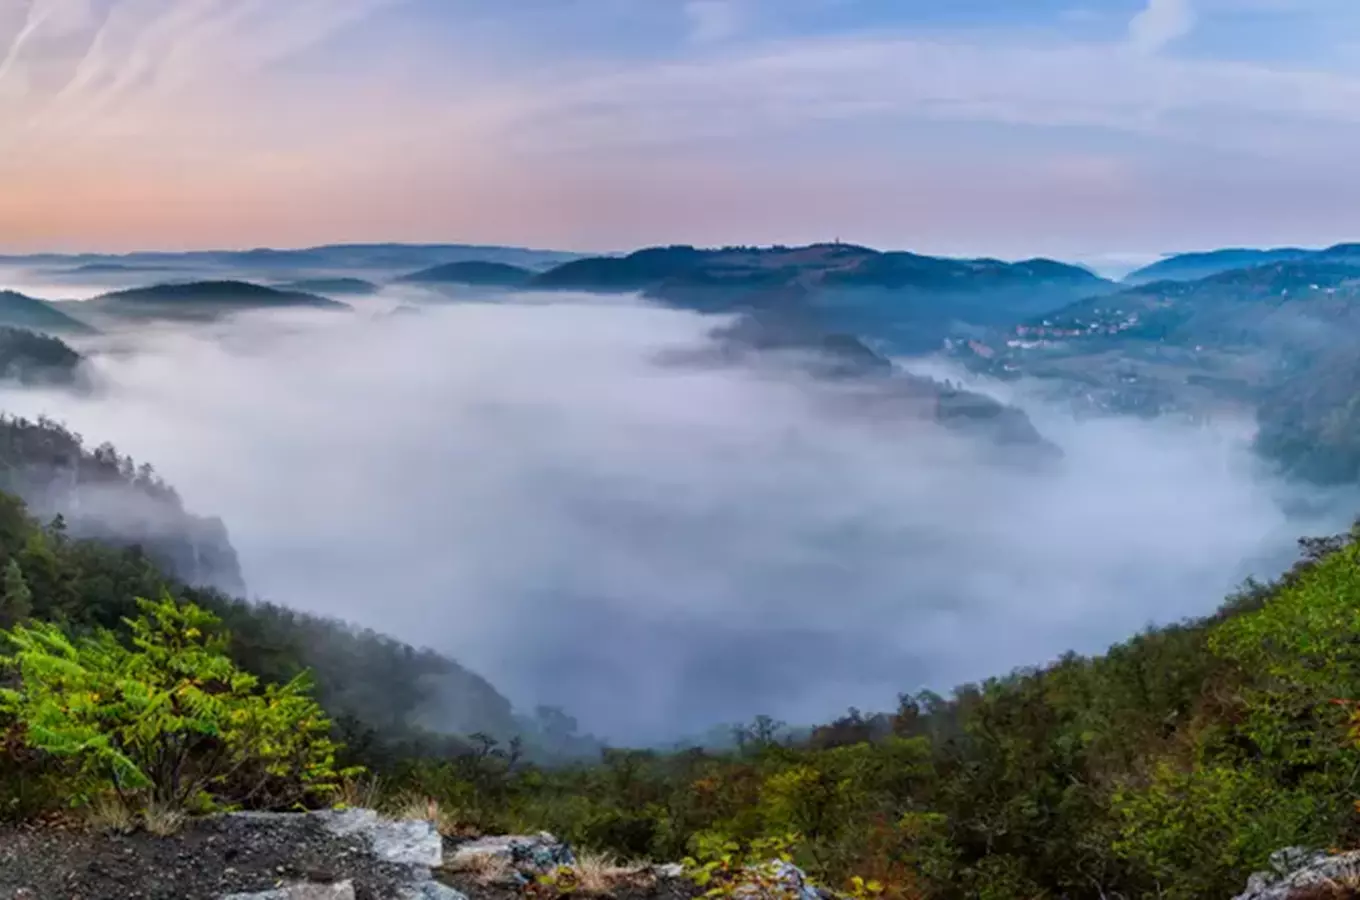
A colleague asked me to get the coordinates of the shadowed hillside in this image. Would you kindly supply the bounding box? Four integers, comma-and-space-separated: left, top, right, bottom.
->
76, 281, 349, 323
529, 243, 1114, 354
0, 289, 98, 335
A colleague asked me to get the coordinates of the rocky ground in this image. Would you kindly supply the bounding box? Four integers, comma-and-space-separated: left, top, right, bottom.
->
0, 810, 714, 900
0, 812, 425, 899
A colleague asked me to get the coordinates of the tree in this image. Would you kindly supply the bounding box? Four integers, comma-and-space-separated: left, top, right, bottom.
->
0, 594, 355, 816
0, 558, 31, 626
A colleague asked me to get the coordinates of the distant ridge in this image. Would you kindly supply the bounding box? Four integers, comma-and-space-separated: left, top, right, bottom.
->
1120, 244, 1360, 284
521, 243, 1112, 353
0, 243, 586, 272
274, 277, 379, 296
395, 260, 532, 286
0, 289, 98, 335
78, 280, 349, 323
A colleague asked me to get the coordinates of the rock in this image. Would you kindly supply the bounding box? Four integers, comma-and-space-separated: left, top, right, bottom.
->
396, 882, 470, 900
652, 863, 687, 880
447, 832, 575, 876
220, 881, 356, 900
315, 809, 443, 868
1234, 847, 1360, 899
742, 860, 822, 900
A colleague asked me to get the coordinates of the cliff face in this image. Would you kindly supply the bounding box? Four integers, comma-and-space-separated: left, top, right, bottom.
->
0, 415, 245, 593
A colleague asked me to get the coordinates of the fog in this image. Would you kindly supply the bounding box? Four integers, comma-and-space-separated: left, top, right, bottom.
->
0, 286, 1348, 743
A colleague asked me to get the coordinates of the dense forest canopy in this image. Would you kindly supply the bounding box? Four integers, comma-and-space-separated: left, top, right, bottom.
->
5, 457, 1360, 897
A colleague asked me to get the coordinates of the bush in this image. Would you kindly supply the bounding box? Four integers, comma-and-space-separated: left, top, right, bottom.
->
0, 594, 355, 817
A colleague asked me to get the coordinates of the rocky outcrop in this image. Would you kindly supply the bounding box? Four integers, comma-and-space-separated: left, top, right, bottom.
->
225, 809, 461, 899
0, 807, 466, 899
1234, 846, 1360, 899
223, 883, 361, 900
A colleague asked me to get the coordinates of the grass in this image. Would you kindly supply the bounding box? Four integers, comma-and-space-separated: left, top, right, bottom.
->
447, 848, 518, 885
335, 775, 385, 811
560, 852, 656, 894
141, 803, 186, 837
83, 794, 135, 834
385, 792, 478, 839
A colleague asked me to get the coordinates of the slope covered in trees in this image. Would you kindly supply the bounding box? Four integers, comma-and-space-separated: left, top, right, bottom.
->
525, 244, 1112, 354
0, 483, 519, 795
0, 290, 97, 335
73, 281, 349, 325
6, 467, 1358, 898
0, 327, 86, 386
0, 419, 523, 761
366, 526, 1360, 900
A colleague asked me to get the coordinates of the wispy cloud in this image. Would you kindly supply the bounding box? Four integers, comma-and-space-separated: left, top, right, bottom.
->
2, 0, 1359, 254
508, 32, 1360, 158
1128, 0, 1195, 54
1, 0, 396, 150
684, 0, 743, 43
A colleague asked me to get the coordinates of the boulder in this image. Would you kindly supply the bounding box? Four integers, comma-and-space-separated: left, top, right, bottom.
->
223, 809, 453, 900
396, 883, 470, 900
1234, 846, 1360, 899
652, 863, 687, 880
447, 832, 576, 879
735, 860, 823, 900
221, 882, 356, 900
315, 808, 443, 868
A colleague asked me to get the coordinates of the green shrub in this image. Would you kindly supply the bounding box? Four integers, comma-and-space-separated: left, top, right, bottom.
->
0, 594, 356, 816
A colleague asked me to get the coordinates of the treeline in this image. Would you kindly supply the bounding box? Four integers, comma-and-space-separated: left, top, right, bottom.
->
0, 485, 522, 793
365, 528, 1360, 900
0, 415, 600, 757
5, 416, 1360, 897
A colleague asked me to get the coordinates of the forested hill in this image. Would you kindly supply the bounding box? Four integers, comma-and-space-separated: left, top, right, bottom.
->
5, 437, 1360, 899
40, 281, 353, 330
526, 244, 1113, 350
1123, 242, 1360, 285
0, 289, 96, 335
0, 471, 523, 756
0, 326, 86, 386
0, 415, 245, 594
0, 413, 530, 752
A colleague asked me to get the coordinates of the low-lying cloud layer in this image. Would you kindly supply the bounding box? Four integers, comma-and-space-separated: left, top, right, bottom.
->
0, 288, 1347, 742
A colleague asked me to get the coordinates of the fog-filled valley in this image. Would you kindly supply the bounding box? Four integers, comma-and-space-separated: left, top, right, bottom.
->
0, 251, 1352, 744
14, 2, 1360, 894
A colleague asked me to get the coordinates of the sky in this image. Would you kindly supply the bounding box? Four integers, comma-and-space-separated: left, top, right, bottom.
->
2, 0, 1360, 265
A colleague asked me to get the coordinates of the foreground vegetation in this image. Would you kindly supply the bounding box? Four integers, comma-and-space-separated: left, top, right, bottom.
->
4, 472, 1360, 898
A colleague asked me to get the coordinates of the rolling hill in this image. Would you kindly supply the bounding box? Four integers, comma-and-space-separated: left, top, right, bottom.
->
529, 243, 1115, 354
274, 277, 379, 296
0, 243, 585, 274
1123, 242, 1360, 285
950, 258, 1360, 478
0, 289, 99, 335
0, 326, 86, 387
395, 260, 533, 287
75, 280, 350, 323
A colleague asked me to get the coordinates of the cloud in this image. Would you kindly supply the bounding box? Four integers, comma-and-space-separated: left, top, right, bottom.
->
0, 0, 398, 154
0, 288, 1344, 742
1128, 0, 1195, 54
502, 32, 1360, 163
4, 0, 1360, 255
684, 0, 743, 43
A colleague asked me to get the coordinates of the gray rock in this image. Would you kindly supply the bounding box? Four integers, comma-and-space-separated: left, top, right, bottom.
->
1234, 847, 1360, 899
739, 860, 821, 900
652, 863, 687, 880
222, 809, 449, 899
221, 881, 356, 900
314, 809, 443, 868
447, 832, 575, 875
395, 882, 470, 900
